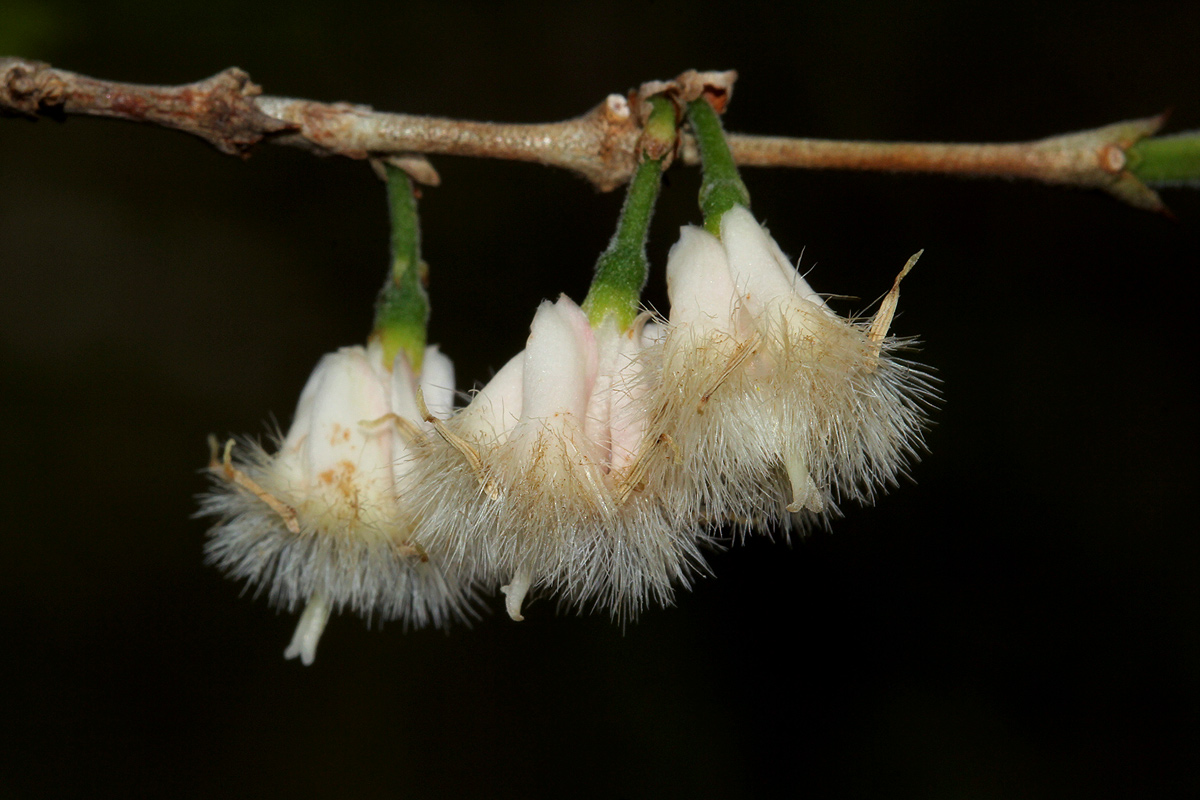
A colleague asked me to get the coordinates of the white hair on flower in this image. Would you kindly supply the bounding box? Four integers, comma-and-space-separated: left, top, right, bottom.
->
198, 341, 476, 664
401, 295, 706, 622
640, 205, 935, 535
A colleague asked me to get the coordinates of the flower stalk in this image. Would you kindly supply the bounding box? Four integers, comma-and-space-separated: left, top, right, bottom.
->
372, 164, 430, 371
582, 95, 677, 331
686, 96, 751, 235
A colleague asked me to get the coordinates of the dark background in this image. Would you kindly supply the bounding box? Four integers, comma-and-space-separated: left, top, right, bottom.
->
2, 2, 1197, 797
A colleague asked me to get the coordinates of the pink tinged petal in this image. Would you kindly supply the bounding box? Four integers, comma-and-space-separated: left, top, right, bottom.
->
582, 319, 648, 471
557, 295, 598, 391
583, 321, 621, 452
457, 352, 525, 443
520, 297, 596, 423
665, 226, 740, 334
606, 322, 653, 474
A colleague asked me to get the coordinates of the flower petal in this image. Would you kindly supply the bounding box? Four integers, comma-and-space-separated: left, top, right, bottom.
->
282, 347, 394, 505
457, 351, 525, 443
720, 205, 824, 315
417, 345, 457, 420
665, 225, 739, 333
520, 296, 596, 423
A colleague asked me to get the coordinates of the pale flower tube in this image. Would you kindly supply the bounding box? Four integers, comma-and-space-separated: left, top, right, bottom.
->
642, 205, 933, 532
199, 341, 473, 664
403, 296, 702, 621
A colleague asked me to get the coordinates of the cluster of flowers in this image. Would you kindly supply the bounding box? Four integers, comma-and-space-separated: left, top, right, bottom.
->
199, 203, 931, 663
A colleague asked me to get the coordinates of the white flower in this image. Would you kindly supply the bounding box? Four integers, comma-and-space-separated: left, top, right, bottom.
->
642, 205, 932, 532
402, 296, 703, 621
199, 341, 473, 664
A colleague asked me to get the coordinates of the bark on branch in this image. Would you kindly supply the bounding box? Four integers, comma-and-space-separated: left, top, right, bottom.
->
0, 57, 1168, 210
0, 58, 294, 155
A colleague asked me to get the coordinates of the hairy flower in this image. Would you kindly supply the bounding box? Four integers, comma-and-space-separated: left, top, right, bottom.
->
642, 205, 933, 533
199, 341, 473, 663
402, 296, 704, 621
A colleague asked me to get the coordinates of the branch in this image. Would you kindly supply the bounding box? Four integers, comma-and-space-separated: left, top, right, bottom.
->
0, 57, 293, 155
717, 118, 1169, 212
255, 93, 640, 191
0, 57, 1174, 210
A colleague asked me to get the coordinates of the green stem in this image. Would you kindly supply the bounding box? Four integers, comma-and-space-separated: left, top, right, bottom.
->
1128, 130, 1200, 186
686, 97, 750, 236
581, 96, 676, 330
372, 164, 429, 370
